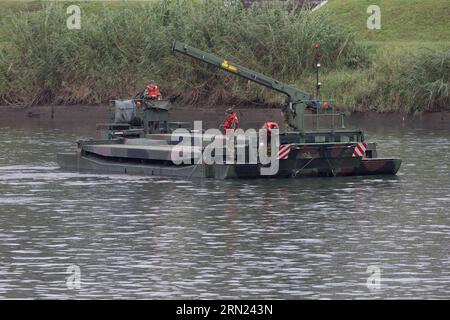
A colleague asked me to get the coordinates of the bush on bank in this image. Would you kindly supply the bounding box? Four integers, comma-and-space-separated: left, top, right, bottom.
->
401, 49, 450, 112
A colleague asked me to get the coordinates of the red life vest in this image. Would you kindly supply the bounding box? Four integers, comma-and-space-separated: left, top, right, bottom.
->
145, 84, 159, 99
262, 122, 279, 136
223, 113, 239, 132
263, 121, 279, 130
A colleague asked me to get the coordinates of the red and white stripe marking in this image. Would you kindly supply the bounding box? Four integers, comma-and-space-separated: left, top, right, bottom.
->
352, 142, 368, 158
277, 144, 291, 160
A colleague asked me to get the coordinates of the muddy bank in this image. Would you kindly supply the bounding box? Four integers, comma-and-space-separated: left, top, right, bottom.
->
1, 105, 449, 131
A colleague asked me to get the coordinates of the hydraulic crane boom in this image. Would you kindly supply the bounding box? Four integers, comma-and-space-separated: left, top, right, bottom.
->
172, 40, 318, 132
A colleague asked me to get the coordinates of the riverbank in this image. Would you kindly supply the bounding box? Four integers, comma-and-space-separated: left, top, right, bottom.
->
2, 105, 449, 131
0, 1, 449, 112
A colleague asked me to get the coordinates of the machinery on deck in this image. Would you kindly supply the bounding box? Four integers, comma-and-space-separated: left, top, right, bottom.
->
172, 40, 321, 133
172, 41, 359, 145
56, 41, 402, 179
95, 83, 190, 140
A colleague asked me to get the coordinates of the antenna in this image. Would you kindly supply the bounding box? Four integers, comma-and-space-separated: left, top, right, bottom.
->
314, 43, 322, 129
314, 43, 321, 99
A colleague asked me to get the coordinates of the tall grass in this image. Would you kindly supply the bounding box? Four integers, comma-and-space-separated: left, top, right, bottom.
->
305, 45, 450, 113
335, 48, 450, 113
0, 0, 367, 106
401, 49, 450, 112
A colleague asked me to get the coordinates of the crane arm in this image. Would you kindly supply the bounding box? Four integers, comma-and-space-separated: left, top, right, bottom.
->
172, 41, 308, 99
172, 40, 317, 132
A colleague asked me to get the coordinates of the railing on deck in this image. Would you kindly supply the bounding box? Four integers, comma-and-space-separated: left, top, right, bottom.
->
303, 112, 346, 131
299, 99, 346, 131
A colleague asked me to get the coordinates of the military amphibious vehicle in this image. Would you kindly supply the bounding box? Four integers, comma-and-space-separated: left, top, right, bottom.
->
56, 41, 401, 179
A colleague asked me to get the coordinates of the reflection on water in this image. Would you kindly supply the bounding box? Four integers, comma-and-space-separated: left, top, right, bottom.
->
0, 116, 449, 299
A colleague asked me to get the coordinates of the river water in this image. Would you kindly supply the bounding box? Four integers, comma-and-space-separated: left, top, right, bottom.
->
0, 107, 449, 299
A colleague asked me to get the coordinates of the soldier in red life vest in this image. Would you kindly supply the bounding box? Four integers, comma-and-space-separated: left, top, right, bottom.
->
144, 80, 160, 100
262, 122, 279, 154
262, 121, 279, 134
222, 108, 239, 133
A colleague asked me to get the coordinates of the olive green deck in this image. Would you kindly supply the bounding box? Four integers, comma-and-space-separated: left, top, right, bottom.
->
82, 144, 202, 162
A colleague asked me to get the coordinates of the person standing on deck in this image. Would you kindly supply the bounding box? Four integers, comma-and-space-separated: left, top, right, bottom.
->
222, 108, 239, 133
143, 80, 160, 100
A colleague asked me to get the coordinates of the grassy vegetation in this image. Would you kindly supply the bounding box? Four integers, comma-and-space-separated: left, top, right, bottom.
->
0, 0, 367, 106
326, 0, 450, 42
322, 0, 450, 112
0, 0, 449, 112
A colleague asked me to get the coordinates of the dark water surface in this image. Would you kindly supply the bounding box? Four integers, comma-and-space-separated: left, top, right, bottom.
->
0, 108, 449, 299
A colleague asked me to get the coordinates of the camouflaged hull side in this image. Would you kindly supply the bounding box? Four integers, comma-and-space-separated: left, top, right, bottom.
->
57, 152, 401, 179
57, 153, 236, 179
358, 158, 402, 176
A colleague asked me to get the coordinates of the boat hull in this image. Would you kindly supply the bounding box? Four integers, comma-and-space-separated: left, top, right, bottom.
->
56, 153, 401, 179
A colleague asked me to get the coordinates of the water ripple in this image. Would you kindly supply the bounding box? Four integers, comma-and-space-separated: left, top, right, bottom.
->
0, 126, 448, 299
